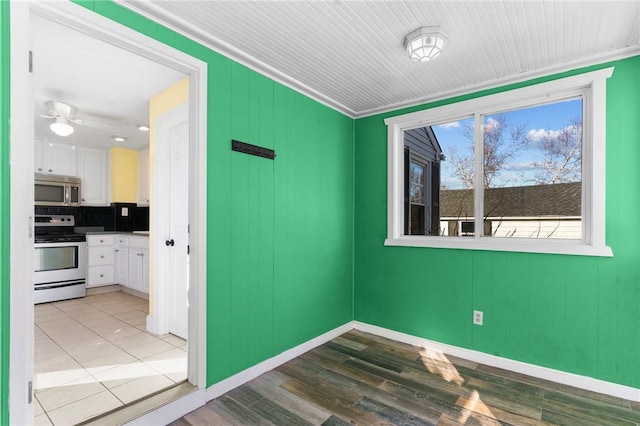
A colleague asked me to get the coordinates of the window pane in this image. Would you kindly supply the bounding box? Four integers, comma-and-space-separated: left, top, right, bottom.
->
404, 118, 475, 236
482, 98, 583, 239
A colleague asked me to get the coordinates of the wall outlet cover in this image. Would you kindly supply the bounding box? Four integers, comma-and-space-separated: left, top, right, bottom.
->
122, 207, 129, 217
473, 310, 483, 326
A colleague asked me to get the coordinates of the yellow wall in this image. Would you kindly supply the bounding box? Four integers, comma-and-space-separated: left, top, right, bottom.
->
147, 76, 189, 315
110, 147, 138, 203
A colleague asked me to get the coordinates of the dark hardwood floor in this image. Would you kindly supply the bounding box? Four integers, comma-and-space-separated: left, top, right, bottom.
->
171, 330, 640, 425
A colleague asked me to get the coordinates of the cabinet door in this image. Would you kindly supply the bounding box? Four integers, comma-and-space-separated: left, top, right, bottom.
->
47, 141, 78, 176
115, 247, 129, 285
137, 149, 150, 206
128, 248, 144, 291
78, 147, 108, 205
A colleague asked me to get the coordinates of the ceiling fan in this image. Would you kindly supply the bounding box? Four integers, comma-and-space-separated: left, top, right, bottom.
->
40, 101, 120, 137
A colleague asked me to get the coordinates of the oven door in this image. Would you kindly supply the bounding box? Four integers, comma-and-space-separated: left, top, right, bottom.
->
34, 241, 87, 285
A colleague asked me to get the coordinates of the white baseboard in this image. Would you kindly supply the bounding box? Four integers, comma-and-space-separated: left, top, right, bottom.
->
353, 321, 640, 402
204, 322, 355, 401
127, 318, 640, 424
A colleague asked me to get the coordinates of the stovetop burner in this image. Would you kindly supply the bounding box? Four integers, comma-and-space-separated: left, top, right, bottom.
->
34, 214, 86, 244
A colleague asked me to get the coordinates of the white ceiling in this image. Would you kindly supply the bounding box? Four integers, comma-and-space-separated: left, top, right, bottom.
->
33, 15, 186, 150
119, 0, 640, 118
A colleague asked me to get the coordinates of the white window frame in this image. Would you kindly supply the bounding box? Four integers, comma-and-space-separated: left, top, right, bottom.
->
384, 68, 614, 257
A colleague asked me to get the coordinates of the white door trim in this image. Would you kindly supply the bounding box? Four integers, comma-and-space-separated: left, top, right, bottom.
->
9, 2, 208, 423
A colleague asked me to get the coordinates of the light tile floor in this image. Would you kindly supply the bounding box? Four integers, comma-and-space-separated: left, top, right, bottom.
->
34, 291, 187, 426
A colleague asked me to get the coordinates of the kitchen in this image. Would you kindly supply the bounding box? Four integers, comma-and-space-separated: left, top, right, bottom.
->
31, 13, 191, 425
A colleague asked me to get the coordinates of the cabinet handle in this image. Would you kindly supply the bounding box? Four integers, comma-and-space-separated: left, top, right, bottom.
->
100, 255, 104, 259
82, 198, 85, 201
38, 168, 42, 171
48, 169, 52, 172
100, 239, 104, 243
115, 249, 119, 252
100, 274, 104, 278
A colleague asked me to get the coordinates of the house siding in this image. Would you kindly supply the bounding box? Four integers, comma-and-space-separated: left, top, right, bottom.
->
354, 55, 640, 389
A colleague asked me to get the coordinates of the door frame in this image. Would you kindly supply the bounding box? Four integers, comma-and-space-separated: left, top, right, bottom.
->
9, 2, 208, 423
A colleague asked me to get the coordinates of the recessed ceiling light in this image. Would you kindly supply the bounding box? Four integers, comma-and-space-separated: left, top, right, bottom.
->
112, 135, 126, 142
137, 125, 150, 132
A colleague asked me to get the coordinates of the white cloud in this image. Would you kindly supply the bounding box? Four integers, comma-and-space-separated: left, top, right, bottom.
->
527, 128, 561, 142
437, 121, 461, 129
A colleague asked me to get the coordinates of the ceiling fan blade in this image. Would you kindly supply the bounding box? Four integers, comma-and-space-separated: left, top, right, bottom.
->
70, 117, 120, 132
39, 114, 56, 119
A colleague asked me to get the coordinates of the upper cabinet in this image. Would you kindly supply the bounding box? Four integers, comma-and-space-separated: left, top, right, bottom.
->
78, 146, 109, 206
137, 149, 149, 206
35, 138, 78, 176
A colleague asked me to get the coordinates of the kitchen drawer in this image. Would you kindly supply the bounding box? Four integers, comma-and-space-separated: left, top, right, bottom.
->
115, 235, 129, 247
128, 236, 148, 249
88, 265, 115, 285
88, 246, 114, 265
87, 235, 115, 246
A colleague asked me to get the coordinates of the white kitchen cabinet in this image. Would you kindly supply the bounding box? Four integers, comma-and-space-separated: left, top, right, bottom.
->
114, 235, 129, 286
137, 148, 150, 206
35, 138, 78, 176
78, 146, 109, 206
128, 248, 148, 292
113, 235, 149, 294
86, 235, 116, 287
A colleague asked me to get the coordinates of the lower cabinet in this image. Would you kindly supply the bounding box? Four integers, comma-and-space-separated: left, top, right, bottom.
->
87, 235, 116, 287
87, 233, 148, 294
115, 234, 149, 294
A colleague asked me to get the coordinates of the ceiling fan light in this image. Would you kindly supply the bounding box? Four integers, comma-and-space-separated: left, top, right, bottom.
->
112, 135, 126, 142
50, 117, 74, 137
404, 26, 447, 62
137, 125, 150, 132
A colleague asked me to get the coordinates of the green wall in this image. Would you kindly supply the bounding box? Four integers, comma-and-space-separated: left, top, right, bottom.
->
0, 0, 9, 423
79, 2, 354, 385
1, 2, 354, 410
354, 55, 640, 389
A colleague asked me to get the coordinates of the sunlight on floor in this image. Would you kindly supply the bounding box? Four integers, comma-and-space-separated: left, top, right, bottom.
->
419, 346, 499, 424
34, 292, 187, 426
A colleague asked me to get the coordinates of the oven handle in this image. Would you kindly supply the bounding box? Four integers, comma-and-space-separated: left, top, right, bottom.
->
35, 280, 85, 290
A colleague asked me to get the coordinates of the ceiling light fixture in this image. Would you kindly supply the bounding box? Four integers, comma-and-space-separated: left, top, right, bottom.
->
112, 135, 126, 142
137, 125, 150, 132
50, 116, 75, 137
404, 26, 447, 62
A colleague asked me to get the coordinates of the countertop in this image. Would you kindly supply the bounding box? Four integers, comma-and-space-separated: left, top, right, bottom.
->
85, 231, 149, 236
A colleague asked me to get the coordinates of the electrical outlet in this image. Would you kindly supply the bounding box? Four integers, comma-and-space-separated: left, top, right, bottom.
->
473, 310, 483, 326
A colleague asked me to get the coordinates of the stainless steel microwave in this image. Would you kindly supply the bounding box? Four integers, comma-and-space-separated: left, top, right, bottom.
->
34, 174, 81, 206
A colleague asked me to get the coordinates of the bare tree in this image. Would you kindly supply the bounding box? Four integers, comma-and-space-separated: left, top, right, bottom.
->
445, 114, 531, 188
531, 118, 582, 184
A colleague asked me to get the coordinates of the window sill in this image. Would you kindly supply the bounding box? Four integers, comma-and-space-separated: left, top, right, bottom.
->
384, 236, 613, 257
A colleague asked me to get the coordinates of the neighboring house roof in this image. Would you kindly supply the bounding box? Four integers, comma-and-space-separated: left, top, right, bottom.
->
440, 182, 581, 218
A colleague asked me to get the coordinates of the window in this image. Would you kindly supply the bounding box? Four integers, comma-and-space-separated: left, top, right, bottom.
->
385, 68, 614, 256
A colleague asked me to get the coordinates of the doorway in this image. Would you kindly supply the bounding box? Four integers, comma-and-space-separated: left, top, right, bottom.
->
9, 2, 207, 424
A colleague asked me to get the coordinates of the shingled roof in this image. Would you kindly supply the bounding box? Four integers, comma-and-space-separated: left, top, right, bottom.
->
440, 182, 581, 218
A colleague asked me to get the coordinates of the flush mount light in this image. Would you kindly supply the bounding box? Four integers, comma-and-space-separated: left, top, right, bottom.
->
50, 116, 74, 137
112, 135, 126, 142
404, 26, 447, 62
137, 125, 150, 132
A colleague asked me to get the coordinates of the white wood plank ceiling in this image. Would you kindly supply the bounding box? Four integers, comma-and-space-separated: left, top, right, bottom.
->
121, 1, 640, 118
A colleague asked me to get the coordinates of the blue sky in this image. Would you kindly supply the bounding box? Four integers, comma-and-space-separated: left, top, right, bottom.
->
432, 97, 583, 189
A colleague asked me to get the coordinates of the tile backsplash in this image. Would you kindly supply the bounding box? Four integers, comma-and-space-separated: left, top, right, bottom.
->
35, 204, 149, 232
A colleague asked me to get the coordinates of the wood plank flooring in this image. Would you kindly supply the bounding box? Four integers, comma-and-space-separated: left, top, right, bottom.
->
171, 330, 640, 425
